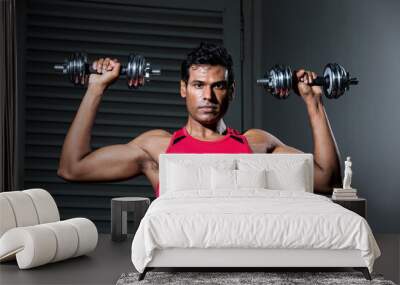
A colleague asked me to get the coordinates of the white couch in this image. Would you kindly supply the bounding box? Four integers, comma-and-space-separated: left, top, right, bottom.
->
0, 188, 98, 269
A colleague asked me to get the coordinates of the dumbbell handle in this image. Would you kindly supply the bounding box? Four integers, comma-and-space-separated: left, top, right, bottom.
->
311, 76, 326, 86
255, 76, 327, 86
309, 76, 358, 87
256, 74, 359, 88
54, 63, 161, 76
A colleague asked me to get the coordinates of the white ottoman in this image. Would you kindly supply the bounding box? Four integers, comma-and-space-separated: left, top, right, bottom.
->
0, 189, 98, 269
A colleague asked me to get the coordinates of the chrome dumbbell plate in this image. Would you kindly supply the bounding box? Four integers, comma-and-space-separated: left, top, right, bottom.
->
258, 65, 292, 99
258, 63, 358, 99
54, 52, 161, 89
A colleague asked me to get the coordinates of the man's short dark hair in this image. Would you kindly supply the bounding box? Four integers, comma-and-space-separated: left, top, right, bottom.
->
181, 42, 234, 87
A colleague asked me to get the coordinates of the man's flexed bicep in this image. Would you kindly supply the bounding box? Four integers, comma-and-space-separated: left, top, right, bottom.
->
57, 141, 149, 182
56, 56, 162, 182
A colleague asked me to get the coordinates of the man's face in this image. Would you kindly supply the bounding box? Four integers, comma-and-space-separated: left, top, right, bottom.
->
180, 64, 234, 125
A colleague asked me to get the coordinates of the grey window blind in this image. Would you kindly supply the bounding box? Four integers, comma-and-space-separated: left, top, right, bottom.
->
23, 0, 240, 232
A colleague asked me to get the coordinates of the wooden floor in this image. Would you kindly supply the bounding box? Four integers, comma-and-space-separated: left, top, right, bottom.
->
0, 234, 399, 285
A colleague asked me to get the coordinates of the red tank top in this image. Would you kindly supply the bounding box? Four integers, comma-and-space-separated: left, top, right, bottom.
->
154, 127, 253, 197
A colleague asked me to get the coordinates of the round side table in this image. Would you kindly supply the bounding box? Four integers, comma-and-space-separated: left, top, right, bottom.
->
111, 197, 150, 242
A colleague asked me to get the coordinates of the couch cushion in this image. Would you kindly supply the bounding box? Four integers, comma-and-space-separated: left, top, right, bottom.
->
1, 191, 39, 228
0, 196, 17, 237
0, 218, 98, 269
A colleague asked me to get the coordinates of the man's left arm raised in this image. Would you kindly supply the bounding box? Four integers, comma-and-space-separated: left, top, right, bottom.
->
245, 69, 342, 194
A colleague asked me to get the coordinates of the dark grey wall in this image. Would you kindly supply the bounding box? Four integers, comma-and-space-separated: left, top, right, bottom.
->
17, 0, 242, 233
256, 0, 400, 233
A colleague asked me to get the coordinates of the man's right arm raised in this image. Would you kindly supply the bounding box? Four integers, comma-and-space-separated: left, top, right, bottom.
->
57, 57, 149, 182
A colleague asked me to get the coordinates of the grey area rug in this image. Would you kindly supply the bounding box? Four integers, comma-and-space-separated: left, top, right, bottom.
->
116, 271, 396, 285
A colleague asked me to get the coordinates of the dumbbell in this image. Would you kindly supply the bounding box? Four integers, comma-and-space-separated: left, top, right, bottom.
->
257, 63, 358, 99
54, 52, 161, 88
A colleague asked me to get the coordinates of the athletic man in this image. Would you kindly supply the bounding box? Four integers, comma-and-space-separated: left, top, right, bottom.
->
57, 43, 342, 196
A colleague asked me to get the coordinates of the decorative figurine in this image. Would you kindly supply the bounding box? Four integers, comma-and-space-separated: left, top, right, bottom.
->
343, 156, 353, 189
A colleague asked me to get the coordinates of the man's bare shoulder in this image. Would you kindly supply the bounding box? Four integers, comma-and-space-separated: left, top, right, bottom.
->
243, 128, 282, 144
244, 128, 271, 140
243, 128, 279, 153
122, 129, 172, 167
244, 128, 302, 154
137, 129, 172, 139
129, 129, 171, 149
